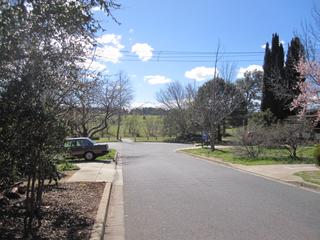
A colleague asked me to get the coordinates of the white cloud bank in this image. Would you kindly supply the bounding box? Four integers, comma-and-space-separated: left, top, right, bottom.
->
95, 34, 124, 63
131, 43, 153, 61
131, 101, 161, 109
185, 66, 218, 81
81, 58, 107, 72
144, 75, 172, 85
237, 65, 263, 78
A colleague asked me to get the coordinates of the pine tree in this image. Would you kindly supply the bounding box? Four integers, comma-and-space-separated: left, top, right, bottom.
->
261, 33, 286, 119
284, 37, 305, 113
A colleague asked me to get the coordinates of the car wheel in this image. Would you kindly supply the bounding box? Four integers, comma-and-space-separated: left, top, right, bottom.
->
84, 151, 95, 161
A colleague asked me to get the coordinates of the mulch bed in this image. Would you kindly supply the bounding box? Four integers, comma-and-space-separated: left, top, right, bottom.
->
0, 182, 105, 240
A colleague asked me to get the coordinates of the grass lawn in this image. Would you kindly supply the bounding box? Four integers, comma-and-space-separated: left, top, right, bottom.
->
57, 161, 80, 171
134, 136, 176, 142
182, 146, 316, 165
294, 171, 320, 185
95, 137, 119, 143
96, 148, 117, 160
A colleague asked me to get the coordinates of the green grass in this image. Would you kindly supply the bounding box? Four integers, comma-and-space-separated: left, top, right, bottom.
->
134, 136, 176, 142
95, 137, 119, 143
294, 171, 320, 185
57, 162, 80, 171
96, 148, 117, 161
182, 146, 316, 165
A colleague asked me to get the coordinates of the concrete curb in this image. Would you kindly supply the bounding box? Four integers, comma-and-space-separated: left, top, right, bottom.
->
90, 182, 113, 240
90, 151, 118, 239
114, 151, 119, 166
286, 180, 320, 191
178, 149, 320, 193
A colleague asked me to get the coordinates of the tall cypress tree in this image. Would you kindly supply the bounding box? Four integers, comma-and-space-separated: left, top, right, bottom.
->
261, 42, 273, 112
284, 37, 305, 114
261, 33, 287, 119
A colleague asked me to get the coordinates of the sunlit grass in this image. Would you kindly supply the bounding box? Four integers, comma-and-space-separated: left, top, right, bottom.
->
182, 146, 316, 165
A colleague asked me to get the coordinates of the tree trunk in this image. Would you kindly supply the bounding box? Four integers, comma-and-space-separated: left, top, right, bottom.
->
210, 126, 216, 151
217, 124, 222, 142
116, 110, 122, 140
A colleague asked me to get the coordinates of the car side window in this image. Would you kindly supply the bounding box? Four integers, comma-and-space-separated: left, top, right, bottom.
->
64, 141, 72, 148
80, 139, 93, 147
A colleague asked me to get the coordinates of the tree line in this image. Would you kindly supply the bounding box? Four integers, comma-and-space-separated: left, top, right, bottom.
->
156, 30, 316, 151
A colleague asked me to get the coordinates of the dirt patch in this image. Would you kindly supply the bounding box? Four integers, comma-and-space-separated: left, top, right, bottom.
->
0, 182, 105, 240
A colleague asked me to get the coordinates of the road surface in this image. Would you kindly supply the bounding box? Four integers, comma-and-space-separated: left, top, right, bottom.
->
109, 142, 320, 240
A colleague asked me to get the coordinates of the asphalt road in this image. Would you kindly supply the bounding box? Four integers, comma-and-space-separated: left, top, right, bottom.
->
110, 142, 320, 240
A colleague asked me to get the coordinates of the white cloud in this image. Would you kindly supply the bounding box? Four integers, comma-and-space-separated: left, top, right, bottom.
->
129, 28, 134, 33
144, 75, 172, 85
130, 101, 161, 109
81, 58, 107, 72
91, 6, 101, 12
95, 34, 124, 63
237, 65, 263, 78
185, 66, 218, 81
131, 43, 153, 61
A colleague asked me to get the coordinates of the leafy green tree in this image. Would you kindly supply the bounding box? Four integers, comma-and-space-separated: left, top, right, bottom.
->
234, 70, 263, 126
0, 0, 119, 236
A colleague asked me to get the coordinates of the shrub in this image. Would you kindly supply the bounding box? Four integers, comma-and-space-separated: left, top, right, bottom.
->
235, 125, 266, 159
314, 145, 320, 166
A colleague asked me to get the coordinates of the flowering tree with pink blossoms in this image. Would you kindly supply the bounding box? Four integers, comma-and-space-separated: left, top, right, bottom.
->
291, 60, 320, 121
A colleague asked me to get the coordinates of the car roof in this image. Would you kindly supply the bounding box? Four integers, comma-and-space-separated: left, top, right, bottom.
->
65, 137, 92, 141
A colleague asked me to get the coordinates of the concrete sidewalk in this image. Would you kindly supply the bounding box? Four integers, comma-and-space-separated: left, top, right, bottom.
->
67, 161, 115, 182
66, 161, 116, 240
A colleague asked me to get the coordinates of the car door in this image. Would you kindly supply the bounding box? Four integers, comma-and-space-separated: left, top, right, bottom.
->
71, 140, 84, 157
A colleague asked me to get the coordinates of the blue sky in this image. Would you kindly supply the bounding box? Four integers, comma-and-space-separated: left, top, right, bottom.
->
90, 0, 316, 108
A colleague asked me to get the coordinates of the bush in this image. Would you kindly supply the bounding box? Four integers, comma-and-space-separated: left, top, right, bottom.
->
235, 125, 266, 159
57, 161, 80, 171
314, 145, 320, 166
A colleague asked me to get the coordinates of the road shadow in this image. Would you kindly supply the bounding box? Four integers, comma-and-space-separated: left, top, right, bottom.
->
68, 159, 113, 164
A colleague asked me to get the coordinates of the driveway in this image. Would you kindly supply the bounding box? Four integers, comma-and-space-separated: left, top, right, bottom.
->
67, 161, 115, 182
109, 142, 320, 240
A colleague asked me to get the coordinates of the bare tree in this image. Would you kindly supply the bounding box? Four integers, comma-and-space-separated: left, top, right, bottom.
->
144, 117, 163, 140
156, 81, 197, 138
115, 71, 134, 140
195, 78, 243, 150
68, 72, 133, 138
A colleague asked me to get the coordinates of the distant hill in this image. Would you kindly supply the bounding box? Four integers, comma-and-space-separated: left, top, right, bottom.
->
129, 107, 167, 116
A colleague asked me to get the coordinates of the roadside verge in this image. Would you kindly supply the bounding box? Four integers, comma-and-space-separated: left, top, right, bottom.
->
178, 148, 320, 192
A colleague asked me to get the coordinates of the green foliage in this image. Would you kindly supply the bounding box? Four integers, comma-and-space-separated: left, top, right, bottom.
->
314, 145, 320, 166
96, 149, 117, 160
249, 109, 276, 127
183, 146, 316, 165
261, 34, 305, 120
57, 162, 80, 172
261, 33, 286, 118
0, 0, 119, 236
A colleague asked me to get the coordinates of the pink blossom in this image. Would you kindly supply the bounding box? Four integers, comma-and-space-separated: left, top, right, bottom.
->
291, 59, 320, 122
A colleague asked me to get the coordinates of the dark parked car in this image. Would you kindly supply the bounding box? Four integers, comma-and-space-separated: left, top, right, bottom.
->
64, 137, 109, 161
